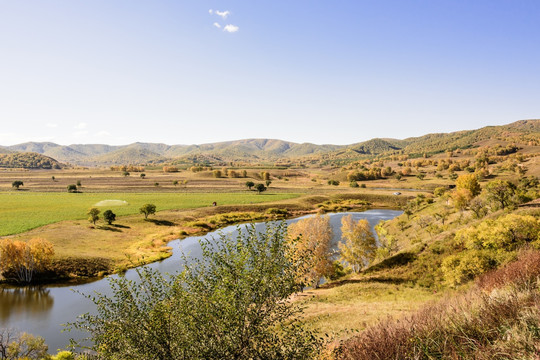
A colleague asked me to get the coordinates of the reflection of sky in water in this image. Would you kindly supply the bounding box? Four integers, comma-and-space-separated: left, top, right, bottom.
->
0, 210, 401, 352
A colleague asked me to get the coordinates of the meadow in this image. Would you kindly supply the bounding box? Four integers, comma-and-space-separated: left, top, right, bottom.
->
0, 192, 300, 236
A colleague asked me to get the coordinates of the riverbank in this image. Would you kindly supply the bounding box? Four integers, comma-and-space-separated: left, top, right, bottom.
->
0, 192, 412, 285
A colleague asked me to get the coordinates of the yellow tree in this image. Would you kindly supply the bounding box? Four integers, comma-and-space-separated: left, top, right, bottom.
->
455, 174, 481, 197
288, 215, 333, 288
339, 215, 377, 272
0, 238, 54, 283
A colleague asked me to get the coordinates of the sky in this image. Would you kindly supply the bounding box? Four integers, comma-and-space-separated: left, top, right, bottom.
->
0, 1, 539, 146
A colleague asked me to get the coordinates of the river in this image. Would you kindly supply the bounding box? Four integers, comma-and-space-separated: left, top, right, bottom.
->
0, 209, 402, 352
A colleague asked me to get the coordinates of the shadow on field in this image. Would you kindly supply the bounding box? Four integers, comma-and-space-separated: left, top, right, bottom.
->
99, 225, 123, 232
321, 276, 407, 289
113, 224, 131, 229
145, 219, 176, 226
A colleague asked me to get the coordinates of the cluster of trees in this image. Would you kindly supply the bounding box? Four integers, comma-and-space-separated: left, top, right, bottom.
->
0, 238, 54, 283
287, 215, 378, 287
0, 152, 61, 169
448, 174, 538, 213
442, 214, 540, 286
244, 181, 267, 193
86, 204, 157, 226
110, 165, 145, 172
162, 166, 179, 172
86, 208, 116, 225
347, 168, 386, 181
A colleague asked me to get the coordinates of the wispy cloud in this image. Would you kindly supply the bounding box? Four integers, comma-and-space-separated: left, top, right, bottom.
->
213, 22, 221, 29
215, 10, 230, 19
209, 9, 230, 19
46, 123, 58, 128
75, 122, 87, 130
223, 24, 239, 33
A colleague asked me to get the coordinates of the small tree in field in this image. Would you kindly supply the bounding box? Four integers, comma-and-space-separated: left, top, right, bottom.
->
255, 183, 267, 194
245, 181, 255, 190
139, 203, 156, 219
67, 184, 77, 193
103, 210, 116, 225
140, 173, 146, 179
87, 207, 100, 225
12, 181, 23, 190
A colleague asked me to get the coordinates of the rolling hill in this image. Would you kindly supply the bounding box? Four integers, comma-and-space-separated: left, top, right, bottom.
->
2, 119, 538, 167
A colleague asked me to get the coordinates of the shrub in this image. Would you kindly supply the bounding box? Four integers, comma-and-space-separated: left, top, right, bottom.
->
68, 223, 323, 358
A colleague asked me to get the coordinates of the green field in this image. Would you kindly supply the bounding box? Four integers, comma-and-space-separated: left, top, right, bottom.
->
0, 192, 300, 236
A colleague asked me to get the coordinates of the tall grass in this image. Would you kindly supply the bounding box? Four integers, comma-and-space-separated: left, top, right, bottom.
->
339, 249, 540, 360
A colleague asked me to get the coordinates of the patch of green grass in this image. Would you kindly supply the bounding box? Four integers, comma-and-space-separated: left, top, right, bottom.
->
0, 192, 300, 236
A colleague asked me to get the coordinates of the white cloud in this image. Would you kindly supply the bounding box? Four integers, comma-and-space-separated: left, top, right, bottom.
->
213, 22, 221, 29
209, 9, 213, 14
215, 10, 230, 19
223, 24, 239, 33
46, 123, 58, 128
75, 122, 87, 130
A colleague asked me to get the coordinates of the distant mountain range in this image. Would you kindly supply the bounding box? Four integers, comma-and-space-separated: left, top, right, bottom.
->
1, 119, 538, 168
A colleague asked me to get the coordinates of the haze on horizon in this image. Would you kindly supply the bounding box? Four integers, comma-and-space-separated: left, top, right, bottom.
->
1, 1, 539, 146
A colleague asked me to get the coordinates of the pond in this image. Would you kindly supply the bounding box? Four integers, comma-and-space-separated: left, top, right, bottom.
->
0, 209, 402, 352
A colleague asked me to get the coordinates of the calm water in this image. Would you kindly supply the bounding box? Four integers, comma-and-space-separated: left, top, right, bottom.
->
0, 209, 401, 352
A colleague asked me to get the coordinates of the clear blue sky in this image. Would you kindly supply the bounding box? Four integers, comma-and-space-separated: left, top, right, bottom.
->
1, 1, 539, 146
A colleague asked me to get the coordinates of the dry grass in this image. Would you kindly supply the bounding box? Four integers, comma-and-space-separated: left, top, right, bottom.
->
337, 249, 540, 360
300, 277, 444, 338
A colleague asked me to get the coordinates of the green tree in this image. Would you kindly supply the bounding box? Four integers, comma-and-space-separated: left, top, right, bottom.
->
254, 183, 267, 194
103, 210, 116, 225
213, 170, 222, 178
0, 329, 49, 360
68, 223, 323, 359
76, 180, 82, 187
172, 180, 178, 186
140, 173, 146, 179
245, 181, 255, 190
123, 171, 130, 177
340, 215, 377, 272
485, 180, 517, 210
265, 180, 272, 187
67, 184, 77, 193
139, 203, 156, 219
87, 207, 100, 225
11, 181, 23, 190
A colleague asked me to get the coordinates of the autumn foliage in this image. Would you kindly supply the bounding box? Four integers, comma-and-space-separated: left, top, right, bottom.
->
288, 215, 333, 287
0, 238, 54, 283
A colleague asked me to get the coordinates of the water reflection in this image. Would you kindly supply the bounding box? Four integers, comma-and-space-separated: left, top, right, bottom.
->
0, 287, 54, 322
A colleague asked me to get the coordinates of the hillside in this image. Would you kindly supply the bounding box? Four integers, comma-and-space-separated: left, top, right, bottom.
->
2, 119, 538, 166
0, 152, 62, 169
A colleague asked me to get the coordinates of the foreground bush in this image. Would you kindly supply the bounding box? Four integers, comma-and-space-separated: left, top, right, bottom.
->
68, 223, 323, 359
339, 249, 540, 360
